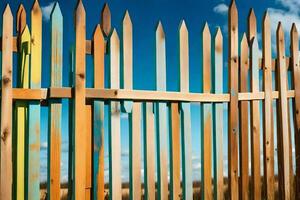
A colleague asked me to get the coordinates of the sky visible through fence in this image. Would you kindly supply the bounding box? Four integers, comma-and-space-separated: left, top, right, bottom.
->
0, 0, 299, 184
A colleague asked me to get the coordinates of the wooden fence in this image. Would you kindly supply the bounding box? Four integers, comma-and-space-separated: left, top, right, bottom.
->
0, 0, 300, 199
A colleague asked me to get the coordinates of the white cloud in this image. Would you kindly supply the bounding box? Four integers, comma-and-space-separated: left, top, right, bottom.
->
41, 2, 55, 21
40, 142, 47, 150
213, 3, 228, 16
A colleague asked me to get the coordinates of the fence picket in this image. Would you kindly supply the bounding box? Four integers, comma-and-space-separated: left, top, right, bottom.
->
262, 11, 275, 200
201, 22, 213, 200
228, 1, 239, 198
239, 33, 249, 200
93, 25, 105, 200
143, 102, 156, 200
86, 104, 92, 199
155, 22, 168, 200
1, 5, 13, 200
16, 25, 30, 200
48, 3, 62, 200
291, 23, 300, 200
170, 103, 180, 200
213, 27, 224, 200
250, 37, 261, 200
101, 4, 111, 38
109, 29, 122, 200
178, 20, 193, 200
276, 23, 291, 199
74, 1, 86, 199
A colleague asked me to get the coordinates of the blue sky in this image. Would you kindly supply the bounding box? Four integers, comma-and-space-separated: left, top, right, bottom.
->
0, 0, 299, 183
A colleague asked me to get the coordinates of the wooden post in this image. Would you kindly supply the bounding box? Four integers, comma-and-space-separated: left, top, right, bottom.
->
291, 23, 300, 200
109, 29, 122, 200
143, 102, 156, 200
74, 1, 86, 199
178, 20, 192, 200
228, 1, 239, 198
276, 22, 291, 199
155, 22, 168, 200
239, 33, 249, 200
250, 37, 261, 200
201, 22, 213, 200
93, 25, 105, 200
213, 27, 224, 200
262, 11, 275, 200
48, 4, 63, 200
1, 5, 13, 200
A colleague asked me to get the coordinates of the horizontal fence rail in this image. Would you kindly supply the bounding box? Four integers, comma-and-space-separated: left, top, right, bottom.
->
1, 0, 300, 199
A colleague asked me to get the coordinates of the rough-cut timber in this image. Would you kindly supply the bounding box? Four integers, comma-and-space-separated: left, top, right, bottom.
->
74, 1, 86, 199
228, 0, 239, 199
262, 11, 275, 200
1, 5, 13, 200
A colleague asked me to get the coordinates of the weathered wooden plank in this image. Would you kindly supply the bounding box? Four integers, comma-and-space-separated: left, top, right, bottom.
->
101, 3, 111, 37
213, 27, 224, 200
201, 22, 213, 200
1, 5, 13, 200
239, 33, 249, 200
291, 23, 300, 200
228, 1, 239, 198
28, 1, 42, 199
250, 37, 261, 200
169, 103, 180, 200
143, 102, 156, 200
276, 23, 291, 199
48, 3, 62, 200
178, 20, 192, 200
74, 1, 86, 199
109, 29, 122, 200
155, 22, 168, 200
262, 11, 275, 200
92, 24, 105, 200
16, 25, 30, 200
129, 103, 142, 199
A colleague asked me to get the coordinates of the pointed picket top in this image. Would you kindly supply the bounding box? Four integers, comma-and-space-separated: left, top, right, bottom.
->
263, 10, 270, 28
51, 2, 62, 20
17, 4, 26, 33
76, 0, 85, 17
229, 0, 237, 16
202, 22, 211, 93
291, 23, 298, 43
3, 4, 13, 19
156, 21, 165, 39
93, 24, 105, 89
241, 33, 248, 51
93, 24, 104, 44
277, 22, 285, 54
111, 29, 120, 48
110, 29, 120, 89
179, 20, 189, 92
21, 25, 31, 54
123, 10, 132, 27
248, 8, 257, 41
101, 3, 111, 37
215, 27, 223, 42
31, 0, 42, 16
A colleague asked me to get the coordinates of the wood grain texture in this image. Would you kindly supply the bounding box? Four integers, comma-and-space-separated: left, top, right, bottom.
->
48, 3, 62, 200
291, 23, 300, 200
155, 22, 168, 200
250, 37, 261, 200
28, 1, 42, 199
74, 1, 86, 199
239, 33, 249, 200
169, 103, 181, 200
109, 29, 122, 200
213, 27, 224, 200
143, 102, 156, 200
16, 25, 30, 200
276, 23, 291, 199
201, 22, 213, 200
129, 103, 142, 200
1, 5, 13, 200
92, 24, 105, 200
262, 11, 275, 200
178, 20, 192, 200
228, 1, 239, 198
